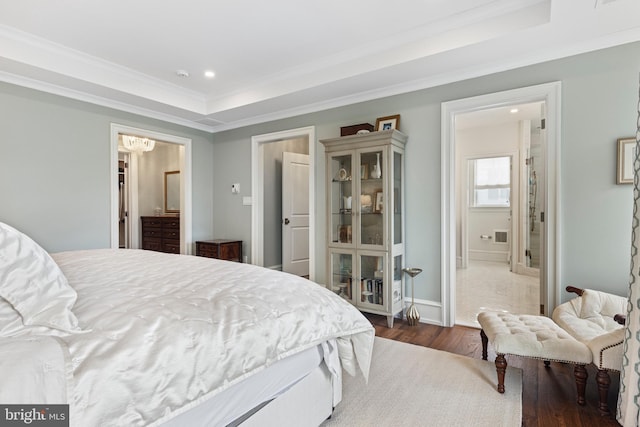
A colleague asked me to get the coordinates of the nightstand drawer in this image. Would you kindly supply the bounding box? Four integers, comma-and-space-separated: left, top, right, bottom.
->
196, 240, 242, 262
196, 242, 218, 258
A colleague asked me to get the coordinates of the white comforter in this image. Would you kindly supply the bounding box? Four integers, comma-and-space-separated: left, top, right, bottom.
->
48, 249, 374, 427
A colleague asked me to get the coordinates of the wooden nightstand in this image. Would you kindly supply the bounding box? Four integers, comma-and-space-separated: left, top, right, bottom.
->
196, 240, 243, 262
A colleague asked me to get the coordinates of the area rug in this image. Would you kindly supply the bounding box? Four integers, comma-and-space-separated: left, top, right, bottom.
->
323, 337, 522, 426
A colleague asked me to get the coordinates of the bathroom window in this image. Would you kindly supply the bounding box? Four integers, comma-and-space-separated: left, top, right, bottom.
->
471, 156, 510, 207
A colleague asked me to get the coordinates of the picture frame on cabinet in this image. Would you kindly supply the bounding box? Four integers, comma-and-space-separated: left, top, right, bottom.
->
375, 114, 400, 131
374, 191, 383, 213
617, 137, 636, 184
360, 194, 373, 213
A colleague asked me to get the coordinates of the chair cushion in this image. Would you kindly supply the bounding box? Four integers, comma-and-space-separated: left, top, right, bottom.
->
579, 289, 627, 331
552, 289, 626, 371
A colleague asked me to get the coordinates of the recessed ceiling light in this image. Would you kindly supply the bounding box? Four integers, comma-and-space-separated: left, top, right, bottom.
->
510, 108, 519, 114
204, 70, 216, 78
176, 70, 190, 78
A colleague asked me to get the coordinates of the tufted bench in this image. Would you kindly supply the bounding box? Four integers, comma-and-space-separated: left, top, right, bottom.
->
477, 311, 593, 405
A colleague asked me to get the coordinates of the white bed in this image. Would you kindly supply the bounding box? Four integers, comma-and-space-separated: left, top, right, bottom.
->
0, 222, 374, 426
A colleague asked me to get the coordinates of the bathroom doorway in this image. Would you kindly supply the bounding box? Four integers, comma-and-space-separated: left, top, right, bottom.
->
441, 81, 561, 327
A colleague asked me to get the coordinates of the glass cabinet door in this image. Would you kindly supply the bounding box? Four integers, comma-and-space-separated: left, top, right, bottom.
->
393, 149, 402, 245
330, 252, 354, 303
359, 150, 384, 247
329, 153, 354, 245
358, 253, 385, 309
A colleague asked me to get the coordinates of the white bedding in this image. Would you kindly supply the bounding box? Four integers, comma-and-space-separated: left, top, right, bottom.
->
161, 343, 325, 426
40, 249, 374, 426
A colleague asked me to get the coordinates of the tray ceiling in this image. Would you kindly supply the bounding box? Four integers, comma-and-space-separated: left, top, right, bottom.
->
0, 0, 639, 132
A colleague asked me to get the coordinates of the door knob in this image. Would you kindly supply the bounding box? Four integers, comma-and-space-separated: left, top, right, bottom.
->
284, 218, 290, 225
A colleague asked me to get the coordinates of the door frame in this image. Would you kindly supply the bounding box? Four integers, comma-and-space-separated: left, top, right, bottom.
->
109, 123, 193, 254
118, 151, 132, 248
251, 126, 316, 281
441, 82, 561, 327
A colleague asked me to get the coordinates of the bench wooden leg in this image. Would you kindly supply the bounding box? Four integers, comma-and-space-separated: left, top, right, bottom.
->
596, 369, 611, 416
480, 329, 488, 360
495, 354, 507, 393
574, 365, 587, 406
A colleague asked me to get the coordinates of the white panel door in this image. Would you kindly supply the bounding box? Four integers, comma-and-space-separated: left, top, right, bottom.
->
282, 152, 310, 276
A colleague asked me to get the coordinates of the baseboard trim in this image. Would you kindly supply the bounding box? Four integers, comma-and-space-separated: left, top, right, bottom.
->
317, 282, 445, 326
404, 297, 443, 326
468, 250, 508, 263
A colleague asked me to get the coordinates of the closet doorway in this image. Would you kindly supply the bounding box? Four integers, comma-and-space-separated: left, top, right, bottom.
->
441, 82, 561, 327
109, 124, 193, 254
251, 126, 316, 281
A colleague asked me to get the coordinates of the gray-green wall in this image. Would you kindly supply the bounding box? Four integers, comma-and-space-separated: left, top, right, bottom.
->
212, 42, 640, 304
1, 42, 638, 307
0, 83, 215, 252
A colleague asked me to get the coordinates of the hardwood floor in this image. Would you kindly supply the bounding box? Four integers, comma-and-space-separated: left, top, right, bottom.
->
366, 313, 621, 427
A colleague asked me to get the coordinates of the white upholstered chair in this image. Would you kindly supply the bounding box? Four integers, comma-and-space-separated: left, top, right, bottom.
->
552, 286, 627, 415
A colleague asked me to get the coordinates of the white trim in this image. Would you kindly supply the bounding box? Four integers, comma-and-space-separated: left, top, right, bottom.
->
251, 126, 316, 282
0, 71, 214, 133
1, 22, 637, 135
441, 81, 561, 327
403, 298, 443, 326
127, 152, 140, 249
110, 124, 193, 254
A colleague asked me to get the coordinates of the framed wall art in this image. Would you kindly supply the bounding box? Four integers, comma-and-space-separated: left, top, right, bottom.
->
617, 137, 636, 184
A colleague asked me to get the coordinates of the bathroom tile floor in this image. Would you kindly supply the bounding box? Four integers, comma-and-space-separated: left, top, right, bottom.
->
455, 260, 540, 328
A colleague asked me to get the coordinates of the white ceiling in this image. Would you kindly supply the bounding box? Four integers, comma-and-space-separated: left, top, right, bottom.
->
0, 0, 638, 133
456, 102, 543, 130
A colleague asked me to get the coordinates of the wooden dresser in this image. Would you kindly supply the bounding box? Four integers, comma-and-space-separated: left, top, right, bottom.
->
140, 216, 180, 254
196, 240, 242, 262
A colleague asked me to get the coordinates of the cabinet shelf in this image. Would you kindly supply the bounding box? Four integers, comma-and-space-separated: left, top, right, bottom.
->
331, 211, 382, 216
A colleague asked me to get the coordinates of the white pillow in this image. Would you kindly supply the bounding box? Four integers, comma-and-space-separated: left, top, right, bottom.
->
0, 222, 82, 333
579, 288, 627, 331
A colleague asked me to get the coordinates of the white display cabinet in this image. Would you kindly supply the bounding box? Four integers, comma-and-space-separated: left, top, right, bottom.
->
321, 130, 406, 327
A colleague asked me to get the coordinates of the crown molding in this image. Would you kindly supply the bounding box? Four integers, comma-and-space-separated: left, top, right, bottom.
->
0, 70, 216, 133
0, 24, 208, 113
